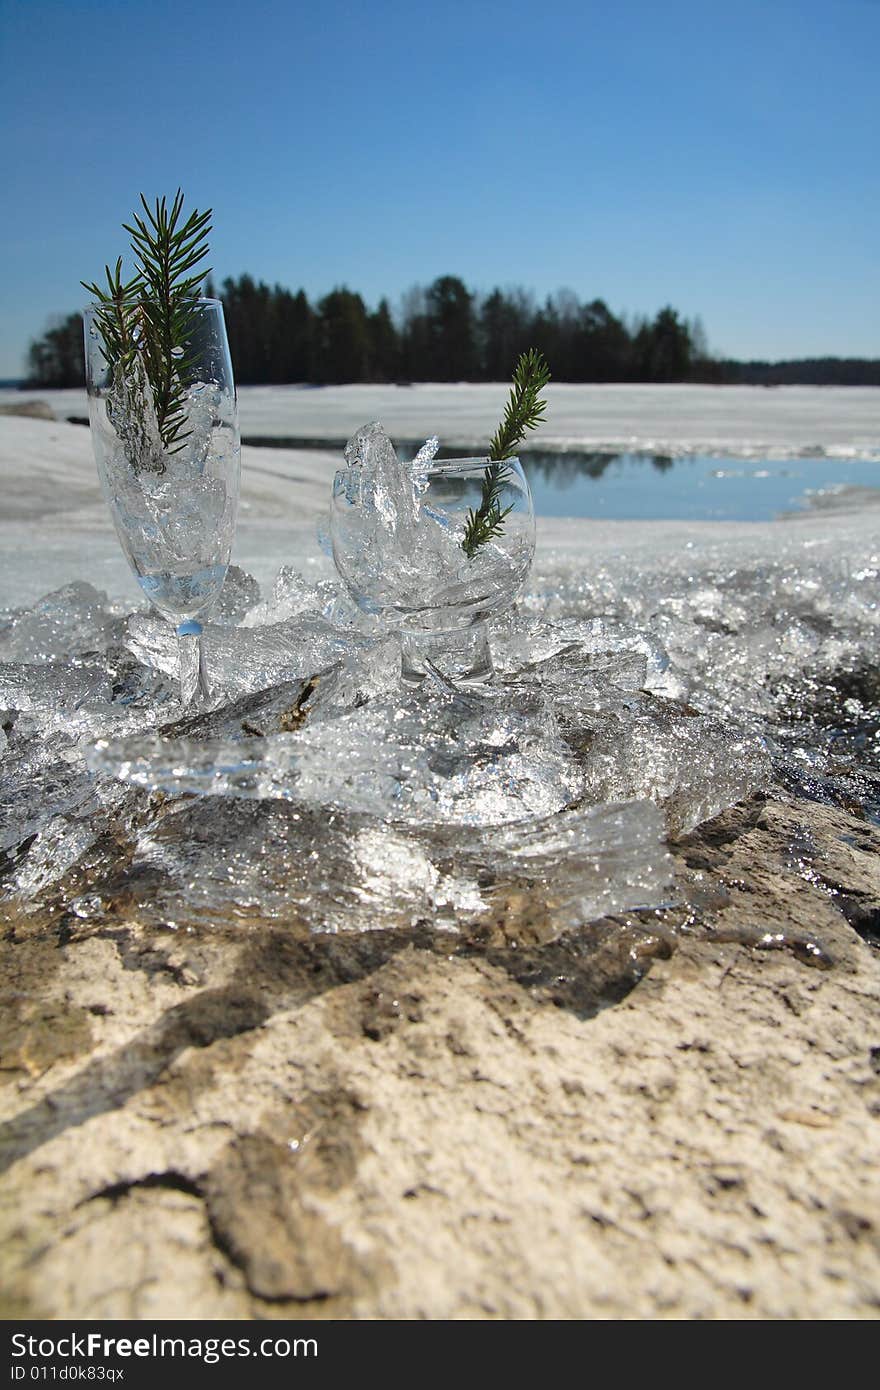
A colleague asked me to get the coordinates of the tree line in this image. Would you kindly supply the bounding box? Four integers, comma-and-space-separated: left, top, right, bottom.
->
209, 275, 712, 385
717, 357, 880, 387
23, 273, 880, 387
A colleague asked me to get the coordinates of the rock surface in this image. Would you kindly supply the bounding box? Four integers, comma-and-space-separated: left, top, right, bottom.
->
1, 792, 878, 1320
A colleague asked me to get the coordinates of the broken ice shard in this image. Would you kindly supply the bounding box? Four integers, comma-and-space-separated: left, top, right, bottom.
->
343, 420, 420, 533
124, 609, 381, 699
412, 436, 440, 467
99, 793, 672, 938
0, 582, 124, 664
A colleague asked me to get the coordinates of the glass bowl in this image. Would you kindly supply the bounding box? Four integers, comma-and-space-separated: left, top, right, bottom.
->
331, 455, 536, 682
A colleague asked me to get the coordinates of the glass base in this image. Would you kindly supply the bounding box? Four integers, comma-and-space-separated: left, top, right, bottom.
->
400, 622, 494, 686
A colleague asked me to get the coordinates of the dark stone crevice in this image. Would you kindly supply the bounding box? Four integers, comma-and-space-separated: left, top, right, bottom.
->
837, 897, 880, 950
80, 1170, 203, 1206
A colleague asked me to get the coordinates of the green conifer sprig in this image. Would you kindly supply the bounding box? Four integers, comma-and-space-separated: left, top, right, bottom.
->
461, 348, 550, 558
82, 257, 144, 375
82, 190, 212, 457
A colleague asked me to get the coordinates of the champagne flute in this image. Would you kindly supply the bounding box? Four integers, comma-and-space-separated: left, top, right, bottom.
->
83, 297, 240, 709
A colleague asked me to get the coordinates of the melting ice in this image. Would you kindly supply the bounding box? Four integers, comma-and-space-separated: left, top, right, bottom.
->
2, 479, 879, 937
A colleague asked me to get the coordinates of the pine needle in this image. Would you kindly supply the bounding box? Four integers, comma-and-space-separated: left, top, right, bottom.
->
461, 349, 550, 558
82, 190, 212, 460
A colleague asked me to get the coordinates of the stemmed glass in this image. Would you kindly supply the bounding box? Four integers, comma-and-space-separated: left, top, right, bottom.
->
83, 298, 240, 709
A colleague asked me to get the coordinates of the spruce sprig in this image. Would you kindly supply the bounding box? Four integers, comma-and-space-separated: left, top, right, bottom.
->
82, 190, 212, 458
461, 349, 550, 558
81, 257, 144, 376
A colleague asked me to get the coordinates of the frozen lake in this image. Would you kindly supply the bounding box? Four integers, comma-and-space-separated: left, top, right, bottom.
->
4, 381, 877, 526
242, 440, 880, 524
4, 381, 879, 459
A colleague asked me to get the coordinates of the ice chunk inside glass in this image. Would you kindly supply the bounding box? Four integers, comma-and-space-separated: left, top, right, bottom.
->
331, 425, 536, 683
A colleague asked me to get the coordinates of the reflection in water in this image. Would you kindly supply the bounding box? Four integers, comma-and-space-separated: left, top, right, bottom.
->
518, 450, 880, 523
519, 450, 619, 482
238, 435, 880, 523
521, 450, 678, 482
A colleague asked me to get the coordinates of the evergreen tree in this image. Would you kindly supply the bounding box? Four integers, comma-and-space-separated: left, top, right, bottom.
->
479, 287, 534, 380
399, 284, 431, 380
26, 312, 85, 388
272, 287, 314, 382
575, 299, 631, 381
636, 306, 692, 382
219, 274, 274, 384
368, 298, 400, 381
424, 275, 477, 380
541, 290, 581, 380
314, 288, 371, 383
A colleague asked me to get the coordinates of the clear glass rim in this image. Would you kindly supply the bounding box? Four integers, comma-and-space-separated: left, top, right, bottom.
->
408, 455, 522, 471
82, 296, 223, 316
334, 455, 521, 480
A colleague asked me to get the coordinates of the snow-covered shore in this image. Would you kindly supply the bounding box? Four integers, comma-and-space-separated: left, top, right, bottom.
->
3, 381, 879, 458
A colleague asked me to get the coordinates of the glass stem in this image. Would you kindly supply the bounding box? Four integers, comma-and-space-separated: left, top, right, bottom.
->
177, 619, 211, 711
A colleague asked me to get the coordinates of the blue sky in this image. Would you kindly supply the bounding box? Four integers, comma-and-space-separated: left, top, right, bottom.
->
1, 0, 877, 376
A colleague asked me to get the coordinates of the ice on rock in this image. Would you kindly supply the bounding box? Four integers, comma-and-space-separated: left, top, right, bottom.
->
4, 515, 879, 935
125, 564, 382, 697
0, 646, 175, 744
7, 814, 105, 904
493, 612, 677, 696
475, 800, 672, 933
107, 794, 671, 937
261, 682, 586, 825
89, 622, 762, 841
493, 638, 768, 833
89, 681, 581, 826
124, 610, 381, 701
569, 687, 769, 835
0, 723, 142, 914
0, 583, 124, 663
300, 637, 402, 717
87, 730, 277, 800
0, 734, 96, 853
0, 661, 111, 716
158, 677, 323, 741
530, 540, 880, 815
